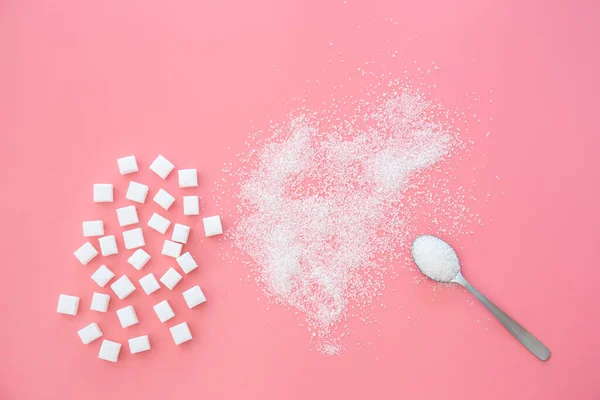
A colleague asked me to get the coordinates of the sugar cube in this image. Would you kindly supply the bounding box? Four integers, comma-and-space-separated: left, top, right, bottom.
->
161, 240, 182, 258
182, 285, 206, 309
127, 249, 151, 270
116, 205, 139, 227
126, 181, 149, 203
90, 292, 110, 312
78, 323, 103, 344
91, 265, 115, 287
160, 267, 182, 290
183, 196, 199, 215
57, 294, 80, 315
176, 252, 198, 274
129, 335, 151, 354
153, 188, 176, 210
110, 275, 136, 300
170, 322, 192, 345
153, 300, 175, 323
99, 235, 119, 256
93, 184, 113, 203
139, 273, 160, 295
149, 155, 175, 179
178, 169, 198, 188
116, 305, 139, 328
99, 340, 121, 362
202, 215, 223, 237
74, 242, 98, 265
171, 223, 190, 244
82, 220, 104, 237
123, 227, 145, 249
148, 212, 171, 234
117, 155, 138, 175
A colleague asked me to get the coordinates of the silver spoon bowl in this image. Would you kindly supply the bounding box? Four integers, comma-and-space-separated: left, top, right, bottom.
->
411, 235, 551, 361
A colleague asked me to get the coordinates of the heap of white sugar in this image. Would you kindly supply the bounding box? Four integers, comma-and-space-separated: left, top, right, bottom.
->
411, 235, 460, 282
229, 89, 464, 354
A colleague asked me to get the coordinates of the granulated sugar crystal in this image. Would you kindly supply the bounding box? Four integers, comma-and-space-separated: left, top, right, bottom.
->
228, 88, 469, 355
411, 235, 460, 282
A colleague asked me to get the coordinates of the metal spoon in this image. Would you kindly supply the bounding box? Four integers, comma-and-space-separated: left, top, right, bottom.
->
411, 235, 551, 361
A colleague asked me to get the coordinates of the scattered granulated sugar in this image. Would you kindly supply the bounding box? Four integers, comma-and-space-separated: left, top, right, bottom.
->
218, 82, 482, 355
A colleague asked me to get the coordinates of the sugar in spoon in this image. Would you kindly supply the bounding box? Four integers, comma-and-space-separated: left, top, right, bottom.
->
411, 235, 551, 361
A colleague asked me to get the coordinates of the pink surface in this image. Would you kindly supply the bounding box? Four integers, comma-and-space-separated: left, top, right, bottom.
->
1, 0, 599, 399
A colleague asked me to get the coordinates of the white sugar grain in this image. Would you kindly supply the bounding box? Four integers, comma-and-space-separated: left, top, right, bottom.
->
411, 235, 460, 282
229, 89, 466, 355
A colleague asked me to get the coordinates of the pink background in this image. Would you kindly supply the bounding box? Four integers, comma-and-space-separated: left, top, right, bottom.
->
1, 0, 599, 399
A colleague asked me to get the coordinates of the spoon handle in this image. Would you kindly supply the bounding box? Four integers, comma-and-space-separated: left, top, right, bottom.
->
453, 274, 551, 361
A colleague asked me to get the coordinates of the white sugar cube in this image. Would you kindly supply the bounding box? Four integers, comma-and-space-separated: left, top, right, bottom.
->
110, 275, 136, 299
178, 169, 198, 188
117, 155, 138, 175
202, 215, 223, 237
153, 300, 175, 323
161, 240, 182, 258
57, 294, 80, 315
139, 273, 160, 295
116, 305, 139, 328
160, 267, 182, 290
91, 265, 115, 287
93, 184, 113, 203
126, 181, 149, 203
182, 285, 206, 309
116, 205, 139, 227
82, 220, 104, 237
74, 242, 98, 265
129, 335, 150, 354
127, 249, 151, 270
176, 252, 198, 274
123, 228, 145, 249
90, 292, 110, 312
150, 155, 175, 179
99, 235, 119, 256
78, 323, 103, 344
172, 223, 190, 244
183, 196, 200, 215
99, 340, 121, 362
148, 212, 171, 234
170, 322, 192, 345
153, 188, 176, 210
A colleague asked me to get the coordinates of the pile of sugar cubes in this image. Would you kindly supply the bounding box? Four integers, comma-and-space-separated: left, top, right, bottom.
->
58, 154, 224, 363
